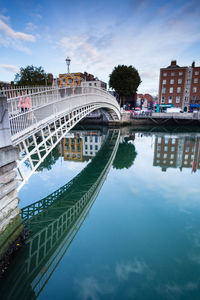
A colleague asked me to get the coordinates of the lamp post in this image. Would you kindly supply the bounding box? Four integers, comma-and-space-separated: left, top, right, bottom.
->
65, 57, 71, 74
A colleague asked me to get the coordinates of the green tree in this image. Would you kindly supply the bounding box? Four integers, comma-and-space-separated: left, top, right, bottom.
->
14, 65, 50, 86
113, 142, 137, 169
109, 65, 141, 106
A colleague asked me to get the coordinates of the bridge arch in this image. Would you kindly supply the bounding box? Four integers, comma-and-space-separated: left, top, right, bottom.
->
7, 87, 120, 190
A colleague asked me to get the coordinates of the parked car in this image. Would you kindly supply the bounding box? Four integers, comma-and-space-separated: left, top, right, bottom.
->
133, 107, 141, 115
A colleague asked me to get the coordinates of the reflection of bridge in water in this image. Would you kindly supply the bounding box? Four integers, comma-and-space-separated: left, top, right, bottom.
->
0, 129, 120, 300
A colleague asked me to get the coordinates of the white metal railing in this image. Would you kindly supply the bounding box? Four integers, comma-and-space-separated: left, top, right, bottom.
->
8, 86, 120, 140
0, 85, 55, 99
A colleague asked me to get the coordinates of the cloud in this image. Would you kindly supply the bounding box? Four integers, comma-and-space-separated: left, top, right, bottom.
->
0, 19, 35, 41
25, 22, 37, 33
115, 260, 154, 281
0, 64, 19, 73
0, 18, 36, 54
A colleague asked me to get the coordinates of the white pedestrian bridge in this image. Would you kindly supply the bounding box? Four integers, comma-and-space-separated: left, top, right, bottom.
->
5, 86, 120, 190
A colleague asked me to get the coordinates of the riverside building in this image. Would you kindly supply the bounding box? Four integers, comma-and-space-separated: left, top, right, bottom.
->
158, 60, 200, 112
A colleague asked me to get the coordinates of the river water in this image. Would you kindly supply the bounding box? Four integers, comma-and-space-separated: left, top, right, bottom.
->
1, 126, 200, 300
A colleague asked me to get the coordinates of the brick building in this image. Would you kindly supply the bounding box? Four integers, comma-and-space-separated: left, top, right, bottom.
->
158, 60, 200, 112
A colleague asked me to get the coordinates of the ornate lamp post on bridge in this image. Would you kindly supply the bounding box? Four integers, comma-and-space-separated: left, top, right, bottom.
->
65, 57, 71, 74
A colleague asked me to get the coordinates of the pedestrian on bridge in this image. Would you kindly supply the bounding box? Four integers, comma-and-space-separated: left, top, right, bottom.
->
18, 91, 31, 113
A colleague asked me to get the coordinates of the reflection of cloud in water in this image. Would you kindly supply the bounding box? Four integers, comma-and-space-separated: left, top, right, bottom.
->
157, 281, 198, 297
116, 259, 154, 281
75, 276, 115, 300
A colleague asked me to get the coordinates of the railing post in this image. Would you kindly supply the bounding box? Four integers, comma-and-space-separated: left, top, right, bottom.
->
0, 95, 12, 148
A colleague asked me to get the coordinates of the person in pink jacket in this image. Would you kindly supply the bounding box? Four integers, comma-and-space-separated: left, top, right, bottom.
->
18, 91, 31, 113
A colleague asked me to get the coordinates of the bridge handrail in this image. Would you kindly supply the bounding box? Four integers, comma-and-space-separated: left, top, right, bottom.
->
1, 85, 55, 99
7, 86, 118, 116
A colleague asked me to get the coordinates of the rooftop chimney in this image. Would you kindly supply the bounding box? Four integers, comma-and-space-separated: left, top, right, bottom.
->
171, 60, 177, 66
192, 61, 195, 68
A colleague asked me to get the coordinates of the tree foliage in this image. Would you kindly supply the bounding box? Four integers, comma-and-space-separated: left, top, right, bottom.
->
109, 65, 141, 97
14, 65, 53, 86
113, 142, 137, 169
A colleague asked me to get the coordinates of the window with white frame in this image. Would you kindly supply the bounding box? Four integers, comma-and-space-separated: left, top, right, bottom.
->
178, 78, 182, 84
163, 79, 166, 84
170, 79, 174, 84
177, 87, 181, 93
195, 71, 199, 75
162, 87, 166, 93
171, 72, 175, 76
169, 87, 173, 93
163, 72, 167, 77
164, 153, 167, 158
179, 71, 183, 75
168, 96, 173, 103
176, 96, 180, 103
194, 78, 198, 83
161, 96, 165, 103
193, 87, 197, 92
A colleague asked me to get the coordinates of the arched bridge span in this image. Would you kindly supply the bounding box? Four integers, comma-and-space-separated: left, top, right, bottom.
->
7, 87, 120, 190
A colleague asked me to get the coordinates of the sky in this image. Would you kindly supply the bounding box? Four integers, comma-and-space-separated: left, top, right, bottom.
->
0, 0, 200, 95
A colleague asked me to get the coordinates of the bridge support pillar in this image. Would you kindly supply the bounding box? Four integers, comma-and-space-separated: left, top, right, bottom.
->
0, 95, 23, 264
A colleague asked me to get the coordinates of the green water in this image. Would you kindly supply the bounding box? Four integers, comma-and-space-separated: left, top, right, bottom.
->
1, 126, 200, 300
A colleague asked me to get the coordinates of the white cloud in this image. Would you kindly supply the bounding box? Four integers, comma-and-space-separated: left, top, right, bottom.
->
0, 19, 35, 41
0, 64, 19, 73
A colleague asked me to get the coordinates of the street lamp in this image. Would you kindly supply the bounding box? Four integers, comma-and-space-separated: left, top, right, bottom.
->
65, 57, 71, 74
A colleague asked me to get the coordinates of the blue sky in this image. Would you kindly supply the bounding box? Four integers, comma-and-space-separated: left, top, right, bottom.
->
0, 0, 200, 95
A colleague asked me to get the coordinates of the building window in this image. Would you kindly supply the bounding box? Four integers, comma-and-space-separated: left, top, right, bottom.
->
85, 145, 88, 150
169, 87, 173, 93
95, 145, 98, 150
164, 153, 167, 158
163, 79, 166, 84
85, 137, 87, 142
195, 71, 199, 75
171, 146, 175, 152
177, 87, 181, 93
170, 79, 174, 84
194, 78, 198, 83
192, 96, 196, 101
89, 83, 92, 86
161, 96, 165, 103
185, 147, 189, 153
164, 146, 168, 151
158, 137, 162, 144
176, 96, 180, 103
90, 136, 93, 142
171, 72, 175, 76
178, 79, 182, 84
170, 154, 174, 159
157, 153, 160, 158
90, 145, 93, 150
95, 136, 98, 143
193, 87, 197, 93
168, 96, 173, 103
179, 71, 183, 76
163, 72, 167, 77
162, 87, 166, 93
185, 96, 189, 102
172, 138, 176, 144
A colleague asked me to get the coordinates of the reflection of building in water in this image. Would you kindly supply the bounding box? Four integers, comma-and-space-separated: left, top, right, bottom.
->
62, 130, 106, 162
62, 135, 83, 161
153, 135, 200, 172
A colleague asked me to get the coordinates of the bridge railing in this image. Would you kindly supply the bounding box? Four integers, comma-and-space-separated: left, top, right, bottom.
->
7, 86, 117, 116
8, 86, 119, 140
0, 85, 55, 99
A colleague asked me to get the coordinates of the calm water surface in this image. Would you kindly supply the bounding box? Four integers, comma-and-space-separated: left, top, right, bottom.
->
1, 126, 200, 300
